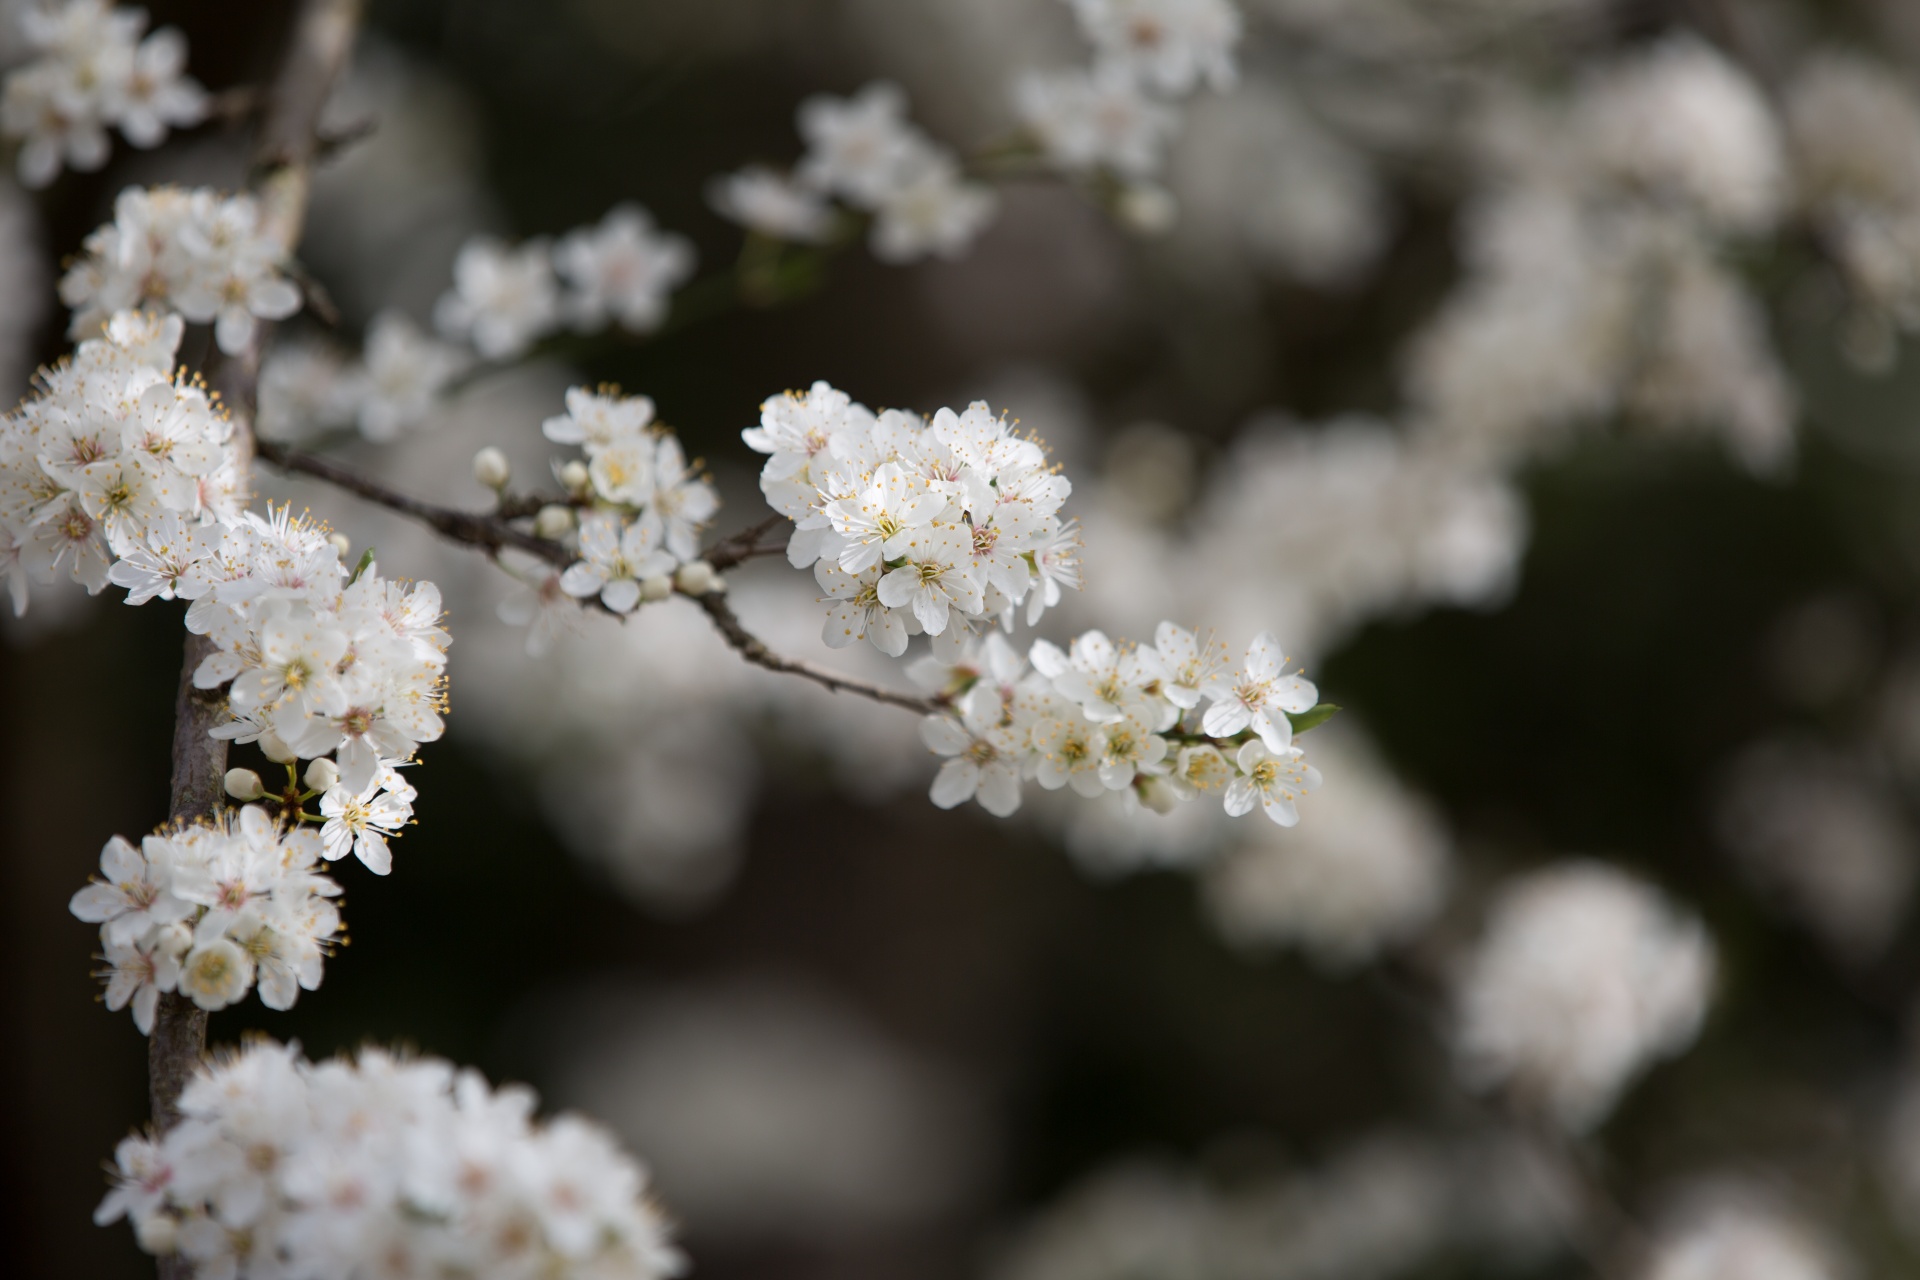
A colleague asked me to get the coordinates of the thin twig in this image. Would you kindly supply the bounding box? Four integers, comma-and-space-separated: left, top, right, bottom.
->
254, 439, 571, 566
690, 590, 939, 714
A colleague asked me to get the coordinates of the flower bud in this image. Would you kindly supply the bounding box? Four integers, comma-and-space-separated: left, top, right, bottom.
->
224, 768, 265, 801
303, 758, 340, 793
135, 1213, 180, 1256
155, 920, 193, 959
559, 459, 591, 494
674, 560, 718, 595
1116, 182, 1177, 236
473, 446, 512, 490
327, 532, 351, 559
639, 573, 674, 602
534, 504, 574, 539
259, 732, 298, 764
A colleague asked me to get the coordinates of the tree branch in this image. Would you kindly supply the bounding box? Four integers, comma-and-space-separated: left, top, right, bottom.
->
151, 4, 366, 1253
251, 442, 938, 714
689, 590, 938, 714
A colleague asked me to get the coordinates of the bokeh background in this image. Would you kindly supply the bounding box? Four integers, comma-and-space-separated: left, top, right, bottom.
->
11, 0, 1920, 1276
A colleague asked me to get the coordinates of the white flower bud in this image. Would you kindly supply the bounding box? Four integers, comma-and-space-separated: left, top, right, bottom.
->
1116, 182, 1177, 236
640, 573, 674, 602
674, 560, 718, 595
559, 459, 591, 494
135, 1213, 179, 1256
155, 920, 193, 959
534, 504, 574, 539
473, 446, 512, 489
224, 768, 266, 801
260, 732, 298, 764
327, 532, 351, 559
304, 758, 340, 793
1136, 775, 1181, 816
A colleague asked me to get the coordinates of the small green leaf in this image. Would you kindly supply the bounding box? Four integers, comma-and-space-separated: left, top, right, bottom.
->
347, 546, 376, 586
1286, 702, 1340, 735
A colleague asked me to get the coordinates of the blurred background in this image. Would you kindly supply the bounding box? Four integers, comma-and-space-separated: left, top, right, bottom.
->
12, 0, 1920, 1276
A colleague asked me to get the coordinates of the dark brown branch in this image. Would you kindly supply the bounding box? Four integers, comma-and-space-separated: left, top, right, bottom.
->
690, 590, 939, 714
253, 441, 937, 714
151, 7, 366, 1263
255, 439, 571, 566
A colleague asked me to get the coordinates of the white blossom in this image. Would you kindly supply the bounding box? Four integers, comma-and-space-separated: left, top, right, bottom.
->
59, 187, 301, 354
434, 235, 562, 359
708, 165, 836, 242
71, 807, 342, 1029
1065, 0, 1243, 95
96, 1041, 682, 1280
1454, 861, 1715, 1130
555, 203, 695, 334
2, 1, 207, 188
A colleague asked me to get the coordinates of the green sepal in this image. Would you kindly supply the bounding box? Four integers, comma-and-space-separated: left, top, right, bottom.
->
1286, 703, 1340, 735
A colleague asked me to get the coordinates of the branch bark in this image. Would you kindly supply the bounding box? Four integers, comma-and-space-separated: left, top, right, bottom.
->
149, 8, 366, 1268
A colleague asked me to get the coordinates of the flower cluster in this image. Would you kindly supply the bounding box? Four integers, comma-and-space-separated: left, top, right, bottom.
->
177, 508, 446, 873
0, 0, 206, 188
1014, 0, 1241, 190
69, 807, 341, 1032
1453, 861, 1716, 1131
914, 624, 1323, 825
710, 82, 998, 263
96, 1040, 683, 1280
0, 309, 242, 613
435, 203, 695, 360
1407, 36, 1793, 474
1785, 52, 1920, 369
537, 386, 721, 614
746, 381, 1081, 650
60, 186, 303, 354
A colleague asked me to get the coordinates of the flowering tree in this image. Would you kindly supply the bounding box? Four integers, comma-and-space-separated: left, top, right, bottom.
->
19, 0, 1920, 1277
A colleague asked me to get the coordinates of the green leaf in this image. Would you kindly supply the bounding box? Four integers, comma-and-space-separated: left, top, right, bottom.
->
347, 546, 376, 586
1286, 703, 1341, 735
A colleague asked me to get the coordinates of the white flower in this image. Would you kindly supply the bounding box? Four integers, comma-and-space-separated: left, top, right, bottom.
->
169, 193, 302, 354
352, 310, 471, 441
1145, 621, 1227, 709
100, 939, 180, 1034
650, 434, 720, 562
70, 833, 195, 947
1032, 702, 1111, 798
318, 776, 414, 874
708, 165, 836, 242
555, 203, 695, 333
922, 697, 1025, 816
1200, 631, 1317, 751
588, 434, 656, 505
870, 155, 998, 264
24, 499, 112, 592
876, 522, 981, 634
228, 609, 350, 718
178, 937, 255, 1011
111, 27, 207, 149
1095, 705, 1169, 791
1016, 64, 1180, 177
1221, 736, 1317, 825
1066, 0, 1242, 95
796, 81, 932, 208
823, 460, 944, 574
562, 512, 677, 613
814, 557, 912, 656
545, 385, 658, 453
433, 236, 561, 359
